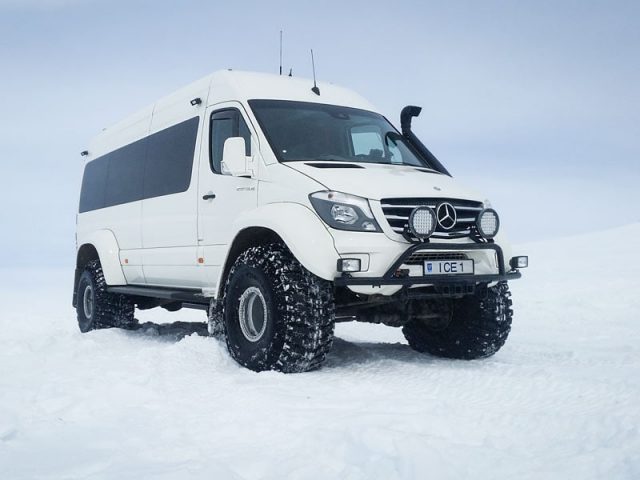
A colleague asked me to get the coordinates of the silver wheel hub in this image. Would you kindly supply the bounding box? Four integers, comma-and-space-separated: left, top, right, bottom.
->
238, 286, 267, 342
83, 284, 94, 319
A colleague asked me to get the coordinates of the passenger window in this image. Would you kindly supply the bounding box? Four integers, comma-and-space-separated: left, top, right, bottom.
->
238, 116, 252, 156
385, 134, 404, 165
79, 116, 200, 213
105, 141, 145, 207
210, 109, 252, 174
384, 132, 407, 165
350, 125, 384, 160
210, 112, 234, 173
144, 116, 199, 198
79, 157, 108, 213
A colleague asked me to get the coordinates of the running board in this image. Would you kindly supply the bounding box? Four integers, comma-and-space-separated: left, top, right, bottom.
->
107, 285, 209, 305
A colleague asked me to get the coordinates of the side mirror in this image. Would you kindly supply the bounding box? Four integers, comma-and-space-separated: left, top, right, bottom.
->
221, 137, 250, 176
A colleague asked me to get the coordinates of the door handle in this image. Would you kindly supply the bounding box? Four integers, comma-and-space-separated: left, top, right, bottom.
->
202, 193, 216, 200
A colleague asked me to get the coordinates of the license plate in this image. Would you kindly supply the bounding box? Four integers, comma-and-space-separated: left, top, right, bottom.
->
424, 259, 474, 275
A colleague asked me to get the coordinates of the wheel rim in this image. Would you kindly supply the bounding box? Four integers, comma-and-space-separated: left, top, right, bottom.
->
83, 284, 94, 319
238, 286, 267, 342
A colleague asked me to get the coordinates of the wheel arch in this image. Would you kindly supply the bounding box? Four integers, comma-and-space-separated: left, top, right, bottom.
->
214, 203, 340, 298
76, 243, 100, 269
215, 227, 282, 299
73, 244, 99, 307
73, 230, 127, 306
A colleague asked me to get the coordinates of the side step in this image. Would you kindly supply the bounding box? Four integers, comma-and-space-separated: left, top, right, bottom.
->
107, 285, 209, 307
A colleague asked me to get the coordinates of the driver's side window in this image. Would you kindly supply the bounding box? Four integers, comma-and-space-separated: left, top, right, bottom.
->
386, 137, 404, 164
210, 109, 251, 174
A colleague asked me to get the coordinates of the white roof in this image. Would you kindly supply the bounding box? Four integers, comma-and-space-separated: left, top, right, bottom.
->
88, 70, 378, 158
206, 70, 377, 110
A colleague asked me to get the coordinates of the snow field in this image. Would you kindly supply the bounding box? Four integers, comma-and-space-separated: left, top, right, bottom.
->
1, 224, 639, 479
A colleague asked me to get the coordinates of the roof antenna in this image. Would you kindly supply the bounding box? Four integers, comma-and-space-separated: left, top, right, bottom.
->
310, 49, 320, 95
279, 30, 283, 75
288, 68, 292, 77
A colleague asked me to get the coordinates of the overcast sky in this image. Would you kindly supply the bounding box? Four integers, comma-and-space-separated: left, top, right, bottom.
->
0, 0, 638, 267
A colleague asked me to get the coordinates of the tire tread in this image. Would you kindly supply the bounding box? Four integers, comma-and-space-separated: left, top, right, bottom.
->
403, 282, 513, 359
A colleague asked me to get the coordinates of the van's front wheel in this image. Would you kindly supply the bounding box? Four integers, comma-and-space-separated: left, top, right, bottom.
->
222, 243, 335, 373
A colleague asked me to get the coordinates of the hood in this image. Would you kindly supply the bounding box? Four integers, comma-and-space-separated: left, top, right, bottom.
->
286, 162, 484, 202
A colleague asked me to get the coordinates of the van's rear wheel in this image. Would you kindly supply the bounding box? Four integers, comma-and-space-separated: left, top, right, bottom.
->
222, 242, 335, 373
403, 282, 513, 359
76, 259, 136, 332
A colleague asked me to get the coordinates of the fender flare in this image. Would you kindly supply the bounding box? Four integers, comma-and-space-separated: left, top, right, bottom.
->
77, 229, 126, 286
215, 202, 339, 297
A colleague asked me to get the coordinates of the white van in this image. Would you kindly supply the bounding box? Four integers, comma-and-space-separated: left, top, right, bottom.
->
74, 70, 527, 372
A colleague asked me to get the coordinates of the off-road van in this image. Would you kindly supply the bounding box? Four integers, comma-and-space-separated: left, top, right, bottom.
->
74, 70, 527, 372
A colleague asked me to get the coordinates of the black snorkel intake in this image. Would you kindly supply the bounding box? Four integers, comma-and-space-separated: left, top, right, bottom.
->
400, 105, 451, 176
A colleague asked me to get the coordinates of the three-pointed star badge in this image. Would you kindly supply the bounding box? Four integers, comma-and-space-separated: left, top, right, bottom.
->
436, 203, 457, 230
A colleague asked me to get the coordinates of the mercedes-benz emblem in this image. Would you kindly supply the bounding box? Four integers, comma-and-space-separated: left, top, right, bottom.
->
436, 203, 457, 230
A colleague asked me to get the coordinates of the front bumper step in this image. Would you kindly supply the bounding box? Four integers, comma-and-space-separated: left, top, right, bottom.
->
334, 242, 523, 287
335, 271, 521, 287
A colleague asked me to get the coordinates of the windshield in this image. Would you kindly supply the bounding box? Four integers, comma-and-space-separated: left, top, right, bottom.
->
249, 100, 433, 168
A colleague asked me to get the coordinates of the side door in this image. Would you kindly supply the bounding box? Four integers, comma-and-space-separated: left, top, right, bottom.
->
141, 116, 202, 287
197, 104, 258, 288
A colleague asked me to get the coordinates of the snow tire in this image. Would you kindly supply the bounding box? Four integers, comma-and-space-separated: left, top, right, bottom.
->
207, 299, 225, 338
403, 281, 513, 359
222, 242, 335, 373
76, 259, 136, 332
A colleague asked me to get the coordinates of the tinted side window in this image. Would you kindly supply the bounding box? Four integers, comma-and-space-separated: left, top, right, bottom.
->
80, 139, 146, 213
104, 141, 145, 207
210, 112, 234, 173
79, 116, 200, 213
238, 116, 251, 156
79, 157, 108, 213
210, 109, 251, 174
145, 116, 200, 198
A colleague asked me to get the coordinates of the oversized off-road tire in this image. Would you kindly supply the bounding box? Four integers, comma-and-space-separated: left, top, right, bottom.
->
221, 242, 335, 373
76, 259, 136, 332
207, 299, 224, 338
403, 282, 513, 359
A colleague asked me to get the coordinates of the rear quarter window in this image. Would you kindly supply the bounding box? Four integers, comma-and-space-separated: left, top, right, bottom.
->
79, 158, 108, 213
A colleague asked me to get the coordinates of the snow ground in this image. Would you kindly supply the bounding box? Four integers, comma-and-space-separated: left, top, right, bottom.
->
1, 225, 639, 479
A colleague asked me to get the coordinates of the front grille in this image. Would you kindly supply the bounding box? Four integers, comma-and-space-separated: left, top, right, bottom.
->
380, 197, 483, 239
403, 252, 468, 266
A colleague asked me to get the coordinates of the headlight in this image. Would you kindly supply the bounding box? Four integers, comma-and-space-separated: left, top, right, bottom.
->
309, 191, 381, 232
331, 204, 358, 224
476, 208, 500, 239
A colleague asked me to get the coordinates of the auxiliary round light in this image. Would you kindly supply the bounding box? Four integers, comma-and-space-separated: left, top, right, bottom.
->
408, 207, 436, 238
477, 208, 500, 239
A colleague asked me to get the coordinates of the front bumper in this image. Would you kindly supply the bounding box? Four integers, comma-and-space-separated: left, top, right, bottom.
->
334, 242, 522, 287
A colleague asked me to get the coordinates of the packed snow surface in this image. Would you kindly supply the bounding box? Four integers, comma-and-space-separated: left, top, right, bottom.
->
1, 225, 639, 479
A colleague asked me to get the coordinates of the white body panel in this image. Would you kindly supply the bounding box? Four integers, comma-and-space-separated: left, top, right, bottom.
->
215, 202, 340, 291
76, 70, 514, 299
286, 162, 484, 202
76, 229, 127, 286
139, 79, 208, 286
197, 101, 259, 279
